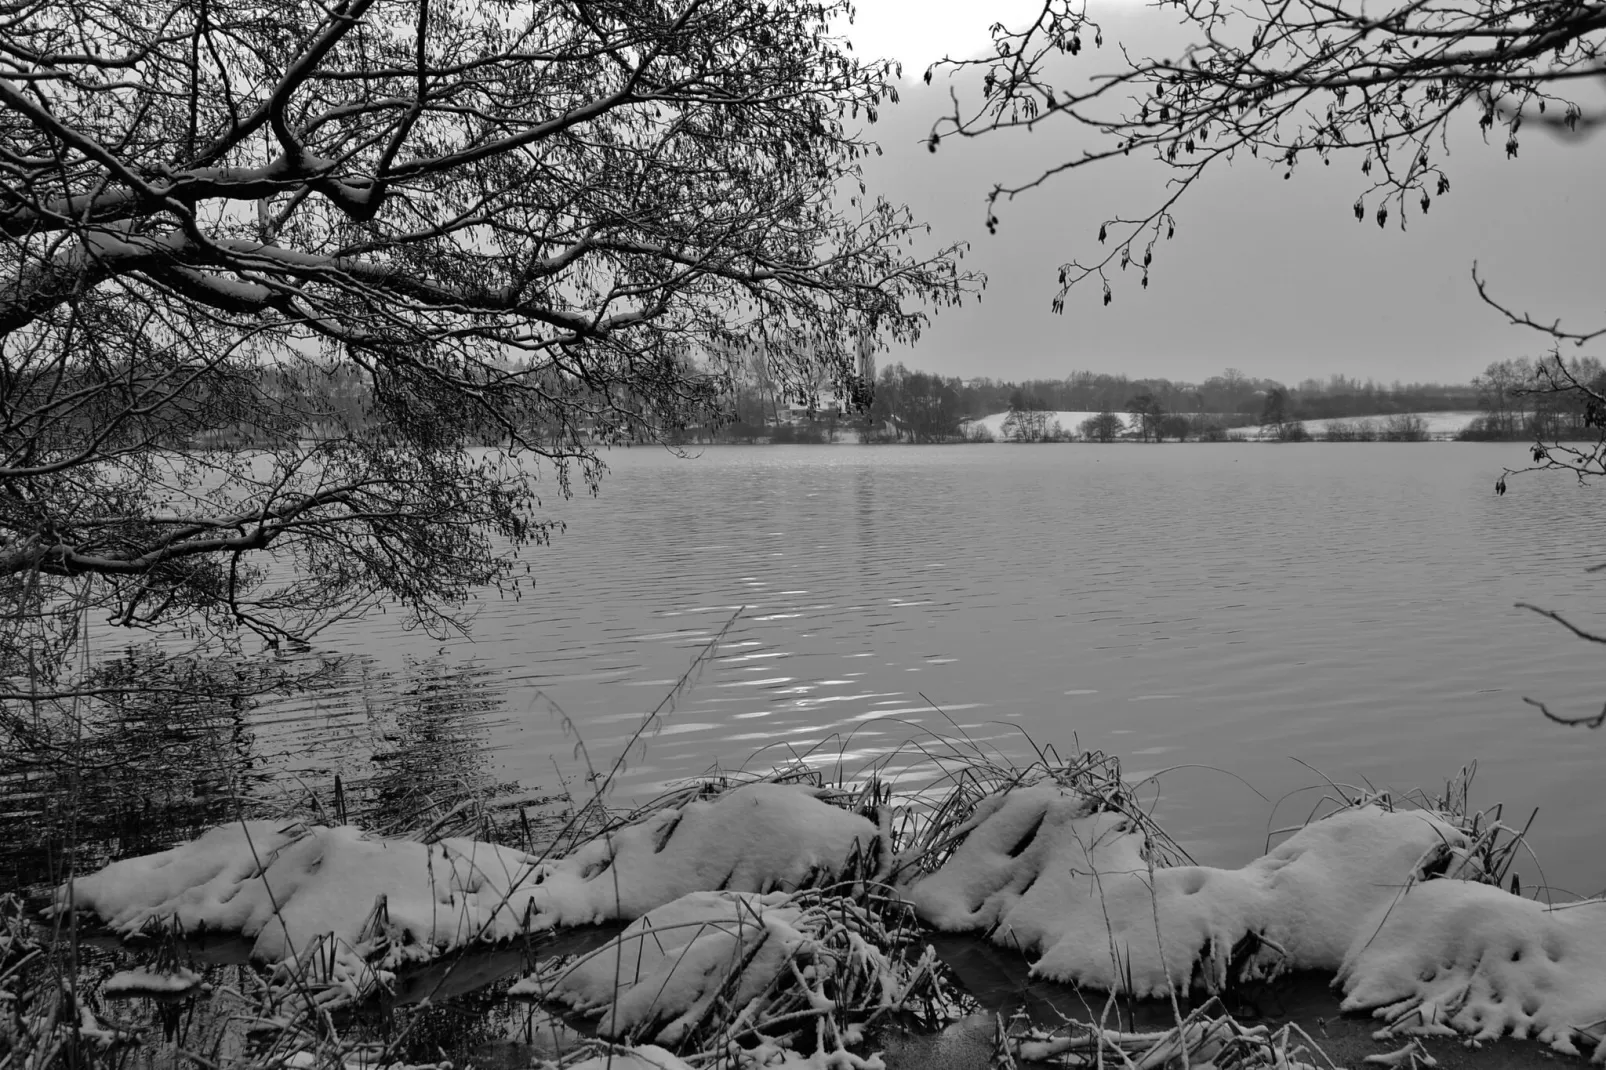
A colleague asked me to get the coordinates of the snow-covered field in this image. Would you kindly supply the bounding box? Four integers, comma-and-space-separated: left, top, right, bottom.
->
967, 410, 1135, 439
968, 410, 1483, 440
1292, 410, 1483, 437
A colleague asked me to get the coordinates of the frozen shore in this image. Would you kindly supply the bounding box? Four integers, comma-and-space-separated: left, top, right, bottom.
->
39, 760, 1606, 1069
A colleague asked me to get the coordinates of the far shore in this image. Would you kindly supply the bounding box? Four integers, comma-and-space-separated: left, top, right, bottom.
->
664, 407, 1555, 446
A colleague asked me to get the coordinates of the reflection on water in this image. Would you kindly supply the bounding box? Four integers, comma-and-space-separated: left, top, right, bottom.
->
7, 444, 1605, 898
0, 652, 558, 888
0, 650, 261, 889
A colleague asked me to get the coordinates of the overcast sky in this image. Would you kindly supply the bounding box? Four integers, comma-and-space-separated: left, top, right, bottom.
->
839, 1, 1605, 386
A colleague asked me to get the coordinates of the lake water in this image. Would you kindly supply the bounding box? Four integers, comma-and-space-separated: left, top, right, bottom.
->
14, 442, 1602, 899
222, 441, 1605, 900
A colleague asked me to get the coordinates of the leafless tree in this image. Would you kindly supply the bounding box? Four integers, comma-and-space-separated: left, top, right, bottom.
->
0, 0, 976, 696
926, 0, 1603, 307
1002, 407, 1050, 440
927, 0, 1606, 724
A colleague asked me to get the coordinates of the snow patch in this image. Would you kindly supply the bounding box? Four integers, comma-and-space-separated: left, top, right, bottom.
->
519, 891, 806, 1045
56, 820, 539, 967
1338, 881, 1606, 1062
969, 411, 1133, 440
101, 967, 205, 997
906, 788, 1467, 996
55, 783, 876, 983
521, 783, 877, 929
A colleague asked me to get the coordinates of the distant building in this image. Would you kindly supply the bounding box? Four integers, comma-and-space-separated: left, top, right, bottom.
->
782, 392, 847, 422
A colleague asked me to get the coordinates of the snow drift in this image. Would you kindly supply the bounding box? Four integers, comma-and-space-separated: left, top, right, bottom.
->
51, 770, 1606, 1063
904, 782, 1606, 1061
905, 787, 1470, 994
55, 782, 877, 974
517, 891, 807, 1044
514, 886, 919, 1068
1338, 881, 1606, 1061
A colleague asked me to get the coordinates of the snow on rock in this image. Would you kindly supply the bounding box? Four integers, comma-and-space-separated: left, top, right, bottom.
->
1338, 881, 1606, 1062
519, 891, 806, 1045
55, 784, 876, 977
905, 788, 1468, 997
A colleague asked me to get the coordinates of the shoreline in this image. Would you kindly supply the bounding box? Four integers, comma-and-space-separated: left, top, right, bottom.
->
18, 749, 1604, 1070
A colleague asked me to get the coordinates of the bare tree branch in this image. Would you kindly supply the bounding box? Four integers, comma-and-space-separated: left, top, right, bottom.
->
1522, 695, 1606, 729
0, 0, 980, 693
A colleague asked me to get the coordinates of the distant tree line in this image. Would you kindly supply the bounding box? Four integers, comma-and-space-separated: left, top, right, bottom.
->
185, 356, 1598, 447
840, 364, 1503, 444
1458, 357, 1606, 441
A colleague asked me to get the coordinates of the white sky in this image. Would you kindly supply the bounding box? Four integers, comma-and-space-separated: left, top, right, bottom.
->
836, 2, 1606, 386
840, 0, 1053, 72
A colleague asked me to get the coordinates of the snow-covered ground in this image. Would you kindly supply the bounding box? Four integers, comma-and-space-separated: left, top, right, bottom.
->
54, 775, 1606, 1065
966, 410, 1135, 439
1293, 410, 1482, 437
53, 782, 877, 1005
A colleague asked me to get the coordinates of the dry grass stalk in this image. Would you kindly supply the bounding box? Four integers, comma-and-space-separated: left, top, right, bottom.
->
1005, 998, 1342, 1070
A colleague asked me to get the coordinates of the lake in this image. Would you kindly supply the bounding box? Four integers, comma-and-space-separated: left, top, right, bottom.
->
16, 442, 1604, 898
227, 441, 1605, 899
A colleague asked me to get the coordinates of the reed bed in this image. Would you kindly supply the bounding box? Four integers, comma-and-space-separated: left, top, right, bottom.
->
4, 639, 1555, 1070
999, 998, 1343, 1070
513, 887, 950, 1067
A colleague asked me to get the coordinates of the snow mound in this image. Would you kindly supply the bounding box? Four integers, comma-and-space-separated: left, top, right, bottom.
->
56, 820, 540, 967
1338, 881, 1606, 1062
520, 891, 806, 1045
518, 887, 914, 1067
904, 787, 1143, 933
521, 782, 878, 929
906, 788, 1467, 996
55, 783, 877, 985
